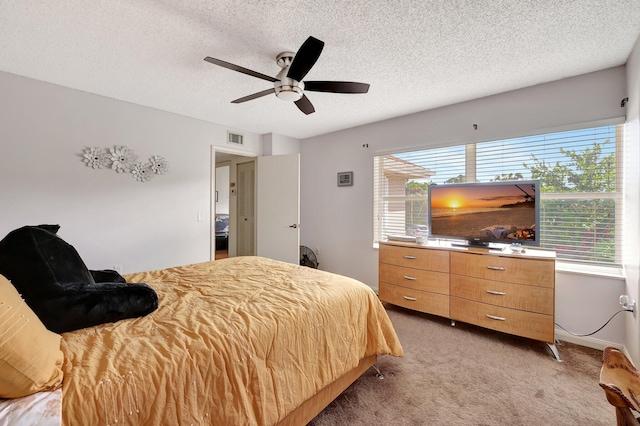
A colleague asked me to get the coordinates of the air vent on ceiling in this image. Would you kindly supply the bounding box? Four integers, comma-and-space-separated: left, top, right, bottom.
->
227, 132, 244, 145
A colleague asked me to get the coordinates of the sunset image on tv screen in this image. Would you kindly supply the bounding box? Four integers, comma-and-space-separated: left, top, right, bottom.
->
430, 183, 536, 241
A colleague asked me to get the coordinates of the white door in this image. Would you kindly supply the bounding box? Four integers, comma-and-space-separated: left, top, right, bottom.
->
256, 154, 300, 264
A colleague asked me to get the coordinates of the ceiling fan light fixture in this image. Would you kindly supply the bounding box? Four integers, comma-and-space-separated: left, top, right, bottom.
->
275, 85, 303, 102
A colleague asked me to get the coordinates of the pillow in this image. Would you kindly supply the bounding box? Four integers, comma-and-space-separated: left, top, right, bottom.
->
0, 274, 64, 398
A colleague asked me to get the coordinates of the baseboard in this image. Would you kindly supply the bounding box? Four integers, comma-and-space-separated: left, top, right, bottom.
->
555, 330, 624, 352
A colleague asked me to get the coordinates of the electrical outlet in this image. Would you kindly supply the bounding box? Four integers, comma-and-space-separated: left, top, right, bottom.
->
315, 247, 319, 255
114, 265, 122, 273
619, 294, 636, 313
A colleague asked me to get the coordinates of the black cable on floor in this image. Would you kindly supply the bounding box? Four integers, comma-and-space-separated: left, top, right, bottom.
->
555, 309, 629, 337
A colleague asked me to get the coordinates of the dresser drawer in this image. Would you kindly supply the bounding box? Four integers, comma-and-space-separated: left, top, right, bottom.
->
379, 283, 449, 317
450, 251, 554, 287
380, 243, 449, 272
451, 275, 553, 314
379, 263, 449, 294
450, 297, 554, 343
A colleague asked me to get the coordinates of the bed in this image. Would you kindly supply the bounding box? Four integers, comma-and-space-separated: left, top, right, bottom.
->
215, 213, 229, 250
2, 255, 403, 425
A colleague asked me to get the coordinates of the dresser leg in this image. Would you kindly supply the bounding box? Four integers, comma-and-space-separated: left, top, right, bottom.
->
451, 320, 456, 327
547, 343, 562, 361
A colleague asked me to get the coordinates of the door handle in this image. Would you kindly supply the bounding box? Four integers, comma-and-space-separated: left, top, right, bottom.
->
289, 224, 298, 228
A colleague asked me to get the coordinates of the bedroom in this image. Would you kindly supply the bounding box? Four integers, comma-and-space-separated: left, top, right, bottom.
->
1, 1, 640, 424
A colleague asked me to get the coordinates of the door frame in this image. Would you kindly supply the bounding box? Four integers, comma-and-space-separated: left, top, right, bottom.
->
211, 146, 257, 260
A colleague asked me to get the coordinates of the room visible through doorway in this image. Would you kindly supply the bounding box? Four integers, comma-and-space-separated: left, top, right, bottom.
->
213, 149, 256, 260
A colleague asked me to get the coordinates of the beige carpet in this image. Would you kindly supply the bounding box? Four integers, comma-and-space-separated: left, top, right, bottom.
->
309, 303, 616, 426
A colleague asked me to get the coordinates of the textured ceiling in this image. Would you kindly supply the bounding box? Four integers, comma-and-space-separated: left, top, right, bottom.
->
1, 1, 639, 139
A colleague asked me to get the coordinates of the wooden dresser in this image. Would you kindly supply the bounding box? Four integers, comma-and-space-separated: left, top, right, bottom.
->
379, 241, 558, 358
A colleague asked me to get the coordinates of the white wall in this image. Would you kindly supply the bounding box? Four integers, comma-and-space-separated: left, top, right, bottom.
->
0, 71, 262, 273
263, 133, 301, 155
624, 36, 640, 364
300, 66, 631, 350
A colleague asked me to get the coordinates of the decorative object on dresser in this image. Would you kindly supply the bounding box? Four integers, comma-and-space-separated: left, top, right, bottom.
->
378, 240, 559, 360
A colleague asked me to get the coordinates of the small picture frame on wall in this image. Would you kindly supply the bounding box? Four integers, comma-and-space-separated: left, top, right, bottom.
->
337, 171, 353, 187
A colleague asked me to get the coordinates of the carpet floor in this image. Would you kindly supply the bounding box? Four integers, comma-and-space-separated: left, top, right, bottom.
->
308, 303, 616, 426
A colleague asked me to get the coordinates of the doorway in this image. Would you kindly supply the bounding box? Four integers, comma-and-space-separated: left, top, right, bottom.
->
214, 164, 230, 260
212, 148, 300, 264
213, 149, 256, 260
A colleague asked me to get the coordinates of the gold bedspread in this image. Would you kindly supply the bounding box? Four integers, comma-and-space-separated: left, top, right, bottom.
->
60, 257, 403, 425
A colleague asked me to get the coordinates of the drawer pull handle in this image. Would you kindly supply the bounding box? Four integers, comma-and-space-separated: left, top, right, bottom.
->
486, 266, 506, 271
403, 296, 418, 301
403, 275, 417, 281
486, 314, 506, 321
403, 255, 417, 259
486, 290, 506, 296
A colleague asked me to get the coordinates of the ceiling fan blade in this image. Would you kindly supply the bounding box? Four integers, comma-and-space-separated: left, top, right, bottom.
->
231, 88, 275, 104
304, 81, 370, 94
287, 36, 324, 82
204, 57, 277, 83
294, 95, 315, 115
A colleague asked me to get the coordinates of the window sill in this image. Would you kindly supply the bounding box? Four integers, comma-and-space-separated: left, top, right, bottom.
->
554, 261, 624, 280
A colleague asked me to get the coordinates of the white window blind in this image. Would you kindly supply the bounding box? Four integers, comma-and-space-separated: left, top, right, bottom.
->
373, 124, 624, 266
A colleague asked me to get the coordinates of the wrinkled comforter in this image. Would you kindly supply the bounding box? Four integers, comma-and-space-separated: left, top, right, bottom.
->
60, 257, 403, 425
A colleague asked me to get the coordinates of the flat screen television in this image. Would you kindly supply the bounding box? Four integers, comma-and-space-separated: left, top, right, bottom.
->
428, 180, 540, 247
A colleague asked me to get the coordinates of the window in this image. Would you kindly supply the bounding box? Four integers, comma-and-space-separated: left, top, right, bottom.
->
373, 124, 624, 266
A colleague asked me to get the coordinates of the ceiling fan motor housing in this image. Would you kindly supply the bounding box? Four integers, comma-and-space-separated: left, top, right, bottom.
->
275, 52, 304, 101
274, 80, 304, 101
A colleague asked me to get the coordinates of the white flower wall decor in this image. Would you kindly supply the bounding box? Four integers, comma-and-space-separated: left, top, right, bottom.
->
131, 162, 153, 182
81, 146, 169, 183
109, 145, 138, 173
149, 155, 169, 175
82, 147, 108, 169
